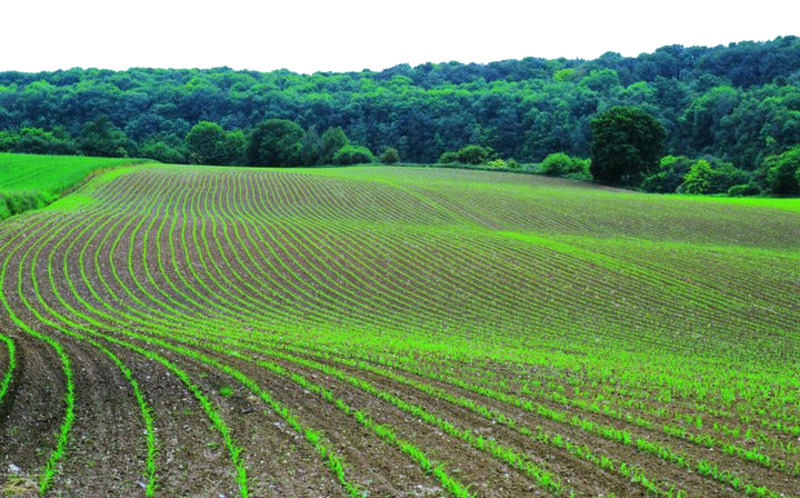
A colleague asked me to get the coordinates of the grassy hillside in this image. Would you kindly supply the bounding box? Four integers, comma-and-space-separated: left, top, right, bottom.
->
0, 152, 147, 220
0, 163, 798, 496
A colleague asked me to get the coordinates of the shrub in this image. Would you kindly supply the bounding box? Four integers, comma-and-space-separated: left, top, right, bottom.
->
437, 145, 496, 165
332, 145, 375, 165
380, 147, 400, 164
642, 155, 695, 193
678, 159, 749, 194
485, 159, 507, 169
455, 145, 494, 165
541, 153, 590, 179
140, 140, 187, 164
438, 151, 459, 164
0, 197, 9, 219
14, 128, 78, 155
727, 183, 762, 197
764, 146, 800, 196
0, 191, 51, 218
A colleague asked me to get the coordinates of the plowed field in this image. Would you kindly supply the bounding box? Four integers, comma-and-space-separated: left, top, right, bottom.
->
1, 163, 798, 497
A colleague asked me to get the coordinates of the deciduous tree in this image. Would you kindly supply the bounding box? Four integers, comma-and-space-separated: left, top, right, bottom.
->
590, 106, 665, 187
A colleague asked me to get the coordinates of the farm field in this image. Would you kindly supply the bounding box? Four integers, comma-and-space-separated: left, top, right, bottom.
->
0, 153, 147, 221
0, 161, 799, 497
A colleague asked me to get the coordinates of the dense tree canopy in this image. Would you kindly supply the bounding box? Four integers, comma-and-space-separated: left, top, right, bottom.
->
0, 36, 797, 191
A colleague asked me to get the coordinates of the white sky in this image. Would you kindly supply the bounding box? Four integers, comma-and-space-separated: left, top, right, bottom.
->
1, 0, 797, 74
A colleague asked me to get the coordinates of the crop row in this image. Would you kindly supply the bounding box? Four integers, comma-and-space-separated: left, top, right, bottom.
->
1, 165, 797, 496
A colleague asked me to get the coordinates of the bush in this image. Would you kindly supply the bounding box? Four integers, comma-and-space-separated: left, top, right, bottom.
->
456, 144, 494, 165
764, 146, 800, 196
14, 128, 78, 155
438, 151, 459, 164
678, 159, 749, 194
79, 116, 136, 158
0, 191, 51, 219
540, 153, 591, 180
140, 140, 187, 164
642, 155, 695, 193
485, 159, 507, 169
380, 147, 400, 164
727, 183, 762, 197
506, 158, 521, 170
437, 144, 496, 165
332, 145, 375, 165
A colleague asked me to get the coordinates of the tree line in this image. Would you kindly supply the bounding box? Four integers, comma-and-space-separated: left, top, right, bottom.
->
0, 36, 798, 193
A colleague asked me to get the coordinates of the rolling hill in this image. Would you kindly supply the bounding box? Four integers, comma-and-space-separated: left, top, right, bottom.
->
0, 161, 798, 497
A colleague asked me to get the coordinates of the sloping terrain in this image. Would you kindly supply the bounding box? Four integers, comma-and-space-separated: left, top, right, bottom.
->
0, 153, 146, 220
0, 163, 798, 497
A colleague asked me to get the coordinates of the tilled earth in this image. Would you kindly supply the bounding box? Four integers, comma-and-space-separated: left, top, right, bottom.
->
1, 166, 798, 497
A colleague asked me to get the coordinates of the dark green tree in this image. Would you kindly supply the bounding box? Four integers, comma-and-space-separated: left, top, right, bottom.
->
438, 151, 459, 164
79, 116, 136, 157
764, 146, 800, 196
320, 126, 349, 163
185, 121, 243, 165
300, 126, 322, 165
380, 146, 400, 164
246, 119, 305, 167
642, 155, 695, 193
590, 106, 665, 187
8, 128, 77, 155
140, 139, 187, 164
456, 144, 494, 165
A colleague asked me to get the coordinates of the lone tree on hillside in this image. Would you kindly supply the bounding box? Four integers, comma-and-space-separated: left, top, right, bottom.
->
590, 106, 665, 187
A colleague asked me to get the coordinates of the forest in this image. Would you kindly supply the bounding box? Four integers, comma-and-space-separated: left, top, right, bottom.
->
0, 36, 799, 194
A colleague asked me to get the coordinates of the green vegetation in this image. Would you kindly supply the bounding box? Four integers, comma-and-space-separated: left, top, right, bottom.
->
590, 106, 666, 187
0, 158, 797, 495
0, 334, 14, 405
246, 119, 305, 167
379, 147, 400, 164
540, 152, 591, 179
332, 145, 375, 165
185, 121, 244, 166
677, 157, 748, 194
1, 36, 798, 196
320, 126, 350, 164
0, 152, 145, 220
764, 145, 800, 196
439, 145, 497, 165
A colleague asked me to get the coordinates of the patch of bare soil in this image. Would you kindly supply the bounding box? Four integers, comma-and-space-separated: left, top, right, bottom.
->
0, 332, 65, 494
